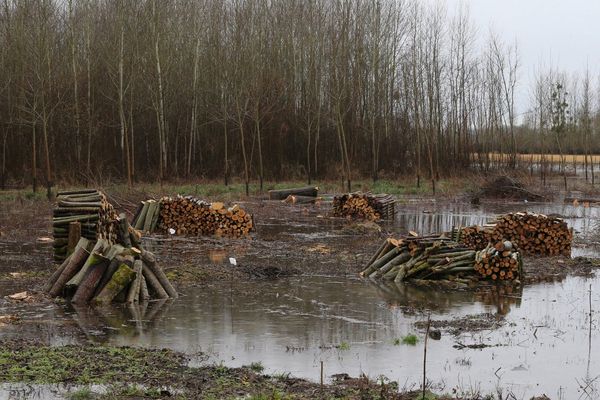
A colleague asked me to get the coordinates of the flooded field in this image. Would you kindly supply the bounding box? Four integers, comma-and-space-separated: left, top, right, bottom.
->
1, 198, 600, 398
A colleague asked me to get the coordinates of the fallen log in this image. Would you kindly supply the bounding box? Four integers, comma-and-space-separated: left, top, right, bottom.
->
283, 195, 322, 205
268, 186, 318, 200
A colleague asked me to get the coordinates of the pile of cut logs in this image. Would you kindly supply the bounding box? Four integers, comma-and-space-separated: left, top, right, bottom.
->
131, 199, 161, 232
153, 195, 253, 236
52, 189, 119, 263
361, 235, 522, 283
453, 212, 572, 256
332, 192, 395, 221
44, 236, 177, 305
474, 241, 522, 281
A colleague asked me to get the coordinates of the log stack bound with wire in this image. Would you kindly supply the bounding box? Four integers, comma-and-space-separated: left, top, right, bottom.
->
361, 234, 522, 284
131, 195, 253, 236
453, 212, 572, 256
333, 192, 395, 221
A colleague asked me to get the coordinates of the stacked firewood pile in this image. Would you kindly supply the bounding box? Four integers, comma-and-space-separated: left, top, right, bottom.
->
453, 212, 572, 256
332, 192, 395, 221
144, 195, 254, 236
52, 189, 119, 263
475, 241, 522, 281
453, 225, 493, 249
361, 235, 522, 283
44, 236, 177, 305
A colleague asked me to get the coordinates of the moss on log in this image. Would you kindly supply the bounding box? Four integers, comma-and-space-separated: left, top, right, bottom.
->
93, 264, 136, 305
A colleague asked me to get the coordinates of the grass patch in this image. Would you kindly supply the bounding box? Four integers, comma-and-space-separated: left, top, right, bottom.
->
0, 344, 186, 385
1, 176, 475, 204
401, 334, 419, 346
246, 361, 265, 373
67, 387, 95, 400
337, 341, 350, 351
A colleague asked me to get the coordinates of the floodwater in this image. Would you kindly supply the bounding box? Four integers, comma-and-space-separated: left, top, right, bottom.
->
9, 274, 598, 399
2, 200, 600, 398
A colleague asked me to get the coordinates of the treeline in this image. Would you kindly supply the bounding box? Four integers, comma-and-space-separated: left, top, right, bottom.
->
0, 0, 598, 194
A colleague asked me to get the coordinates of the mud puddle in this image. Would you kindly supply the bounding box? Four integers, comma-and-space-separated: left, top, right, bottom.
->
0, 275, 598, 398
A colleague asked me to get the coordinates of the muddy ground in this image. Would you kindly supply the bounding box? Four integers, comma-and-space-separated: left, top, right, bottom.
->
0, 339, 436, 400
1, 194, 599, 399
2, 196, 596, 292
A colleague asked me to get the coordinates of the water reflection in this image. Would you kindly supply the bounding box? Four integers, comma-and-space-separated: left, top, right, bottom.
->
390, 202, 600, 237
1, 274, 599, 399
64, 300, 172, 340
370, 280, 522, 316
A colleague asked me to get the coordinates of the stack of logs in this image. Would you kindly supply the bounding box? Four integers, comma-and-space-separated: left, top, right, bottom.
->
132, 199, 161, 233
53, 189, 119, 263
332, 192, 395, 221
475, 241, 522, 281
454, 212, 572, 256
155, 195, 253, 236
361, 235, 522, 283
44, 236, 177, 305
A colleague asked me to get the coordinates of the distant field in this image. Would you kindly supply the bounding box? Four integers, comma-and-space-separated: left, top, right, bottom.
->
476, 153, 600, 163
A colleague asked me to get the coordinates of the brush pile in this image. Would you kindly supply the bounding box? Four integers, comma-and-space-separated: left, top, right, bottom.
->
361, 235, 522, 283
132, 195, 254, 236
52, 189, 119, 263
453, 212, 572, 256
44, 236, 177, 305
476, 175, 544, 201
332, 192, 395, 221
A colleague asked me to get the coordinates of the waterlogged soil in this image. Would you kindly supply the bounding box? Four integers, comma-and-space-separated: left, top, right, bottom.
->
0, 340, 420, 400
2, 196, 600, 398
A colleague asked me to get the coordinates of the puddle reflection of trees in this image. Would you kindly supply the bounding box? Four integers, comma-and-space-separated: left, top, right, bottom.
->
369, 280, 522, 316
65, 300, 172, 341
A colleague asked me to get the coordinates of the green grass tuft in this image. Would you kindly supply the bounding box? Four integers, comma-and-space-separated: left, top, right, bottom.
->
401, 334, 419, 346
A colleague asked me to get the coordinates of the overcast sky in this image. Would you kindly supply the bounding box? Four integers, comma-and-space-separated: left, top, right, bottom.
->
441, 0, 600, 115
